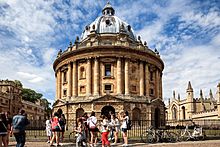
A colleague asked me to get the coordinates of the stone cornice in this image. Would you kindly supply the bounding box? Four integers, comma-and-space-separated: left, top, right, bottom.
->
53, 46, 164, 72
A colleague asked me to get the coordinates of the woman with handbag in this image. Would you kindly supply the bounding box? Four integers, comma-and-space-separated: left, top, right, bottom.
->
87, 111, 98, 147
50, 112, 62, 146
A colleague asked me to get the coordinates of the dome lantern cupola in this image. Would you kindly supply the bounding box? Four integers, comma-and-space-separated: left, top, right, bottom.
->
102, 2, 115, 16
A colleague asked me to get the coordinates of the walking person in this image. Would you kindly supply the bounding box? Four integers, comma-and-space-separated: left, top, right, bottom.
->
45, 117, 52, 143
0, 113, 9, 147
10, 109, 29, 147
119, 110, 129, 147
87, 111, 98, 147
50, 112, 62, 146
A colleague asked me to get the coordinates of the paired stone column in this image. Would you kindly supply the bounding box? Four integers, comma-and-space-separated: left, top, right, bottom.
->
94, 58, 99, 96
57, 69, 61, 99
125, 59, 129, 95
86, 59, 92, 96
155, 69, 160, 98
145, 64, 149, 97
117, 58, 122, 95
67, 62, 72, 98
139, 62, 144, 96
159, 72, 163, 99
72, 61, 78, 97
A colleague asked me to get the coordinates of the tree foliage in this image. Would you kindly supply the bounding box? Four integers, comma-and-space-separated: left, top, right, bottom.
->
21, 88, 43, 103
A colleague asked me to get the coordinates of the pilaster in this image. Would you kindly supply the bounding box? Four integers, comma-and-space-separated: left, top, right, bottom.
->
125, 59, 129, 95
86, 59, 92, 96
139, 62, 144, 96
117, 58, 122, 95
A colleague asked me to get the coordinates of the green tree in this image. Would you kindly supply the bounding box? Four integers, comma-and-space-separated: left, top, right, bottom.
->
14, 80, 23, 87
41, 98, 52, 118
21, 88, 43, 103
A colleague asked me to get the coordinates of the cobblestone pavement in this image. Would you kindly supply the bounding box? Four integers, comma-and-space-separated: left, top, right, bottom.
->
8, 140, 220, 147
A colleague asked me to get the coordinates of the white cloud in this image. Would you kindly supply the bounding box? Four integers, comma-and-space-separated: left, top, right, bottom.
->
0, 0, 219, 105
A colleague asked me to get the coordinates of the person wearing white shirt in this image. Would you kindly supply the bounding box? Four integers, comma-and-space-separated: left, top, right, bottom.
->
119, 110, 129, 146
87, 111, 98, 147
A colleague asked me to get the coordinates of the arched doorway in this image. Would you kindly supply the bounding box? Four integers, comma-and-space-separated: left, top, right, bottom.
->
132, 108, 141, 120
132, 107, 141, 126
154, 108, 160, 129
101, 105, 115, 118
76, 108, 84, 119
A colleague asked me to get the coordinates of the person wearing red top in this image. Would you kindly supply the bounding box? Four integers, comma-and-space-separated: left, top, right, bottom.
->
50, 112, 62, 146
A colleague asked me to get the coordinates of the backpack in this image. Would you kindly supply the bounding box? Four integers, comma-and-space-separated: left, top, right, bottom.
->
126, 119, 132, 130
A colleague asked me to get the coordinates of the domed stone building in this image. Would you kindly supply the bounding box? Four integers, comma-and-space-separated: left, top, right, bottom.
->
53, 2, 165, 128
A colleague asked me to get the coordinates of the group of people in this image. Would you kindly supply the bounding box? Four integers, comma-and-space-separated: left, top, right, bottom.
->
45, 111, 66, 147
0, 109, 29, 147
75, 110, 130, 147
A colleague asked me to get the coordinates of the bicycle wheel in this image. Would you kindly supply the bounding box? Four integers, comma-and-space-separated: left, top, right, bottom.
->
141, 132, 155, 143
167, 132, 178, 142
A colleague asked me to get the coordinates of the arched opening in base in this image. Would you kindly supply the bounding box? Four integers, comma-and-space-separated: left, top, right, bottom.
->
101, 105, 115, 118
154, 107, 160, 129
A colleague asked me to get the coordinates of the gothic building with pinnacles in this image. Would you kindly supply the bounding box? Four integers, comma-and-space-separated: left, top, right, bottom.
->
166, 81, 220, 122
53, 2, 165, 128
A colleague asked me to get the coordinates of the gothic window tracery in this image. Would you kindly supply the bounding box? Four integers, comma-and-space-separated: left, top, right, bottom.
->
172, 106, 177, 120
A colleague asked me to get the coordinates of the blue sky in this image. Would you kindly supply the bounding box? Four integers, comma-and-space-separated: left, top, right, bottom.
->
0, 0, 220, 105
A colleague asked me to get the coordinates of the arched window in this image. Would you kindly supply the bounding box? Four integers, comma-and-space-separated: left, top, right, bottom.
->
80, 67, 86, 79
132, 107, 141, 120
182, 106, 186, 120
76, 108, 84, 119
132, 107, 141, 126
172, 106, 177, 120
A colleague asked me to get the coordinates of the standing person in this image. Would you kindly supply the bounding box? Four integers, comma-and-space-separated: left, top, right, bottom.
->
75, 120, 86, 147
50, 112, 62, 146
5, 112, 12, 146
119, 110, 129, 147
111, 114, 120, 144
81, 113, 89, 142
10, 109, 29, 147
59, 114, 66, 143
87, 111, 98, 147
0, 113, 9, 147
101, 125, 110, 147
45, 118, 52, 143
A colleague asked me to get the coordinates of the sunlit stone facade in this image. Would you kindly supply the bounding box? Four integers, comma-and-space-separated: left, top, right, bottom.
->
167, 82, 220, 122
53, 3, 165, 128
0, 80, 45, 120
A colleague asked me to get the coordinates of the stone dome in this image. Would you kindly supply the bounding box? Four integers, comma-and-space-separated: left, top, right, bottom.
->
80, 2, 136, 41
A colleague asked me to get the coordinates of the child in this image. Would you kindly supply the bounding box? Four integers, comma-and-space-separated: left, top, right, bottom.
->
101, 125, 110, 147
45, 118, 52, 143
75, 120, 86, 147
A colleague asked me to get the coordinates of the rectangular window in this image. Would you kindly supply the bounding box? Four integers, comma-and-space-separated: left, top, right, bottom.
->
150, 71, 153, 81
131, 85, 136, 92
105, 84, 112, 91
63, 89, 67, 96
63, 71, 67, 83
150, 88, 154, 95
80, 86, 86, 93
105, 64, 111, 77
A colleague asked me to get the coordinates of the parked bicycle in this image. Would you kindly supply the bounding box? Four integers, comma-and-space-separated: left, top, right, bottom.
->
179, 124, 205, 141
141, 126, 178, 143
